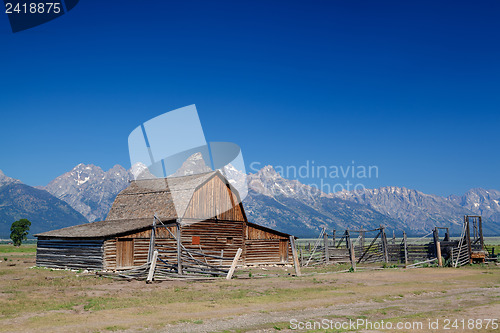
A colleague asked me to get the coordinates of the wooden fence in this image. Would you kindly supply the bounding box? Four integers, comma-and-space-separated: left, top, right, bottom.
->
297, 227, 461, 269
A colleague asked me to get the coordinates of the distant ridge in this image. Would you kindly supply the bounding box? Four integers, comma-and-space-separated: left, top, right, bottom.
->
2, 163, 499, 238
0, 170, 88, 237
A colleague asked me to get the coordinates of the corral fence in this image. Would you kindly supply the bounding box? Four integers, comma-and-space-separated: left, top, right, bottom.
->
299, 226, 391, 267
297, 228, 349, 266
297, 216, 497, 271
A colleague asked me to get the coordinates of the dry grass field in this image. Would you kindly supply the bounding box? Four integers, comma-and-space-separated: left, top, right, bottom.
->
0, 244, 499, 333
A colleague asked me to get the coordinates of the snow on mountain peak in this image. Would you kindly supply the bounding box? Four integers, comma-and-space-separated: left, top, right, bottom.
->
0, 169, 21, 187
169, 152, 212, 177
42, 163, 133, 222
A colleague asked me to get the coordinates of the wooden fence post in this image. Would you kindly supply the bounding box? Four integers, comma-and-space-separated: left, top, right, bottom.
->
381, 227, 389, 263
465, 217, 473, 264
290, 236, 302, 276
403, 231, 408, 268
332, 229, 336, 246
432, 227, 439, 258
349, 238, 356, 272
436, 241, 443, 267
176, 222, 183, 275
323, 231, 329, 264
226, 248, 243, 280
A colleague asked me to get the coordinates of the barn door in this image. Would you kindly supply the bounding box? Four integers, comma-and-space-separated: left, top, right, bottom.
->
117, 239, 134, 268
279, 239, 289, 263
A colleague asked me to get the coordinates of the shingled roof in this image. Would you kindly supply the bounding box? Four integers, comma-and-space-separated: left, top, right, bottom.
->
105, 171, 217, 221
34, 218, 155, 238
35, 171, 219, 238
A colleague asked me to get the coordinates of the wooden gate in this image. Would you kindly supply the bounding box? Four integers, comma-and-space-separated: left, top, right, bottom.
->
117, 238, 134, 268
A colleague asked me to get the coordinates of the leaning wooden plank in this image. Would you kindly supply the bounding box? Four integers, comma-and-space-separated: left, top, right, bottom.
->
176, 223, 183, 275
289, 236, 301, 276
436, 241, 443, 267
349, 238, 356, 272
226, 248, 243, 280
406, 258, 437, 268
146, 250, 158, 283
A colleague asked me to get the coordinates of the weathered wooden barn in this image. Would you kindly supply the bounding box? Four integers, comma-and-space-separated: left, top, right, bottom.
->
35, 171, 293, 270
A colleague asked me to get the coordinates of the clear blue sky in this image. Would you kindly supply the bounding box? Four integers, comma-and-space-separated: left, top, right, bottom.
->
0, 0, 499, 196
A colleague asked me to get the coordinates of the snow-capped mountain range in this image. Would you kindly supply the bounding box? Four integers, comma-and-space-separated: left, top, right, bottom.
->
243, 166, 500, 235
1, 159, 500, 237
37, 164, 133, 223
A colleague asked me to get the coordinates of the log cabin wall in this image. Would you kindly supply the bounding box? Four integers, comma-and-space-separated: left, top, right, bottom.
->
245, 225, 292, 264
103, 225, 177, 269
36, 238, 104, 270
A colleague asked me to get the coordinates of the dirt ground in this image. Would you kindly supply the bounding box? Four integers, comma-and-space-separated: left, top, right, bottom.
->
0, 247, 499, 333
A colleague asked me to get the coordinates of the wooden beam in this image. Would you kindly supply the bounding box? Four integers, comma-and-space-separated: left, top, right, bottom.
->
406, 257, 437, 268
147, 220, 156, 263
226, 248, 243, 280
381, 226, 389, 263
478, 216, 484, 251
323, 232, 329, 263
465, 216, 472, 264
146, 250, 158, 283
403, 231, 408, 268
436, 241, 443, 267
176, 222, 183, 275
345, 230, 351, 250
289, 236, 301, 276
432, 227, 439, 258
349, 238, 356, 272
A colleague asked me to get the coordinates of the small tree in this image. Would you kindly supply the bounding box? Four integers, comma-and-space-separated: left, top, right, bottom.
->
10, 219, 31, 246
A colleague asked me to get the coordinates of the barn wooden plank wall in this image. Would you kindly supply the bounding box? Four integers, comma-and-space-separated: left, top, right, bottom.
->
36, 239, 104, 270
103, 238, 117, 268
103, 226, 177, 269
244, 239, 292, 264
181, 220, 245, 266
244, 224, 292, 264
246, 225, 286, 240
101, 219, 294, 269
184, 176, 245, 221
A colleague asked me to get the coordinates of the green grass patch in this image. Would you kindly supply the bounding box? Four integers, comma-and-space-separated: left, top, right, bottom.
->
0, 244, 36, 253
104, 325, 127, 331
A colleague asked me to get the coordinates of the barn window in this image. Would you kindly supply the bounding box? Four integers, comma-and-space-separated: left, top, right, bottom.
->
226, 237, 233, 244
192, 236, 200, 245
